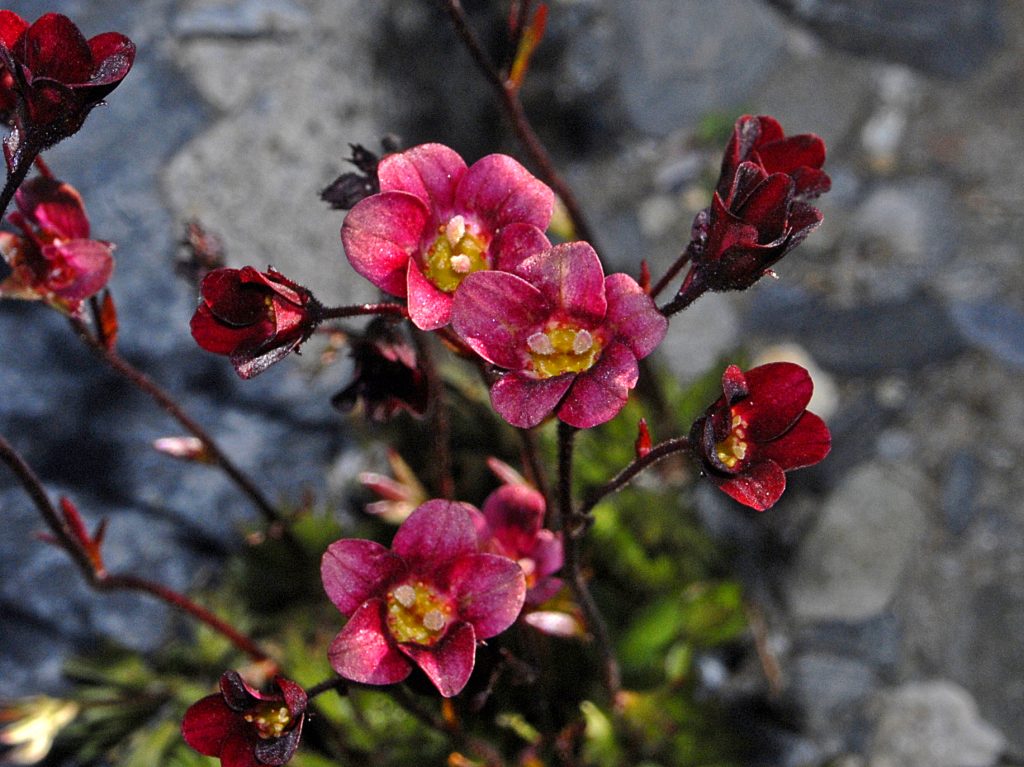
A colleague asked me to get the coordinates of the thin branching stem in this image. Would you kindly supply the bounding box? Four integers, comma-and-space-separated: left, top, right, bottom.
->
68, 316, 289, 530
556, 422, 621, 700
0, 433, 272, 663
440, 0, 598, 247
577, 436, 692, 518
319, 302, 408, 321
412, 330, 455, 499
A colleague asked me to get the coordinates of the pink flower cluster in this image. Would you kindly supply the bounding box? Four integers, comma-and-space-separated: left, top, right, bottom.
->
342, 143, 667, 429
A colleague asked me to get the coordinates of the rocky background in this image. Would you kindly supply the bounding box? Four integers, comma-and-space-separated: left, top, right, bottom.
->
2, 1, 1023, 765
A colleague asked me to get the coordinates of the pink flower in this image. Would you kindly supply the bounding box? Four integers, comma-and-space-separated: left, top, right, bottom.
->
690, 363, 831, 511
0, 175, 113, 314
341, 143, 554, 330
321, 500, 526, 697
451, 241, 667, 429
181, 671, 307, 767
471, 484, 562, 606
0, 12, 135, 148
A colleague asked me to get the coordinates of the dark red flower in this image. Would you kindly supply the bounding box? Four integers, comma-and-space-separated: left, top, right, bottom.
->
470, 483, 563, 606
331, 318, 429, 421
0, 12, 135, 149
0, 175, 113, 315
190, 267, 322, 379
182, 671, 307, 767
321, 500, 526, 697
690, 363, 831, 511
452, 240, 667, 429
715, 115, 830, 202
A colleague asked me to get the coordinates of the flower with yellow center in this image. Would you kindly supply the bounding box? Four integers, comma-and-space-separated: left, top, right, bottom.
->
715, 413, 749, 469
386, 580, 453, 645
423, 215, 488, 293
527, 325, 602, 379
243, 703, 293, 739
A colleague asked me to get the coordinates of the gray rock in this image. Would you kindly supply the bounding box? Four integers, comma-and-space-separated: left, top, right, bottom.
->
868, 681, 1005, 767
612, 0, 786, 136
950, 300, 1024, 370
658, 294, 740, 382
174, 0, 309, 38
941, 449, 979, 535
764, 0, 1002, 78
789, 652, 878, 748
794, 613, 902, 673
788, 463, 927, 621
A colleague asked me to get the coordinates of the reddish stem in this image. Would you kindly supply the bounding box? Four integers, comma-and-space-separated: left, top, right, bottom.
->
577, 436, 692, 518
440, 0, 597, 247
0, 433, 272, 664
319, 302, 408, 321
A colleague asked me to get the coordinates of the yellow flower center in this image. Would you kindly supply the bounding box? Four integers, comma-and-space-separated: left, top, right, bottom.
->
527, 325, 602, 379
386, 581, 452, 646
715, 413, 749, 469
424, 215, 488, 292
243, 702, 292, 740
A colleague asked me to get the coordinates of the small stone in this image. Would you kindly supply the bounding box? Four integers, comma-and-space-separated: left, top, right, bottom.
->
788, 463, 927, 621
949, 300, 1024, 371
869, 681, 1005, 767
941, 449, 978, 535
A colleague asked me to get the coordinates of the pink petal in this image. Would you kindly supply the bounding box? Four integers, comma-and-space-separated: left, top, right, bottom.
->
44, 239, 114, 300
328, 599, 411, 685
406, 259, 452, 330
448, 552, 526, 638
490, 223, 551, 273
481, 484, 547, 545
714, 459, 787, 511
451, 270, 549, 369
181, 695, 236, 756
530, 531, 564, 580
15, 177, 90, 239
523, 610, 584, 638
399, 621, 477, 697
511, 242, 606, 324
321, 539, 406, 616
377, 143, 467, 217
342, 191, 427, 297
738, 362, 813, 441
602, 273, 667, 360
455, 154, 553, 233
491, 372, 574, 429
556, 342, 638, 429
758, 411, 831, 471
392, 500, 480, 570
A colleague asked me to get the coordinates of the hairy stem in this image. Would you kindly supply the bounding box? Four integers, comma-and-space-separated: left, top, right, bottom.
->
0, 136, 39, 220
440, 0, 597, 247
556, 422, 621, 700
68, 316, 289, 529
319, 302, 408, 321
577, 436, 692, 518
0, 433, 272, 663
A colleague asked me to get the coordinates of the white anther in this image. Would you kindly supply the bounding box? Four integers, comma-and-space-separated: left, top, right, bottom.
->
527, 332, 555, 355
445, 215, 466, 245
393, 584, 416, 608
422, 609, 447, 632
572, 329, 594, 355
450, 254, 472, 273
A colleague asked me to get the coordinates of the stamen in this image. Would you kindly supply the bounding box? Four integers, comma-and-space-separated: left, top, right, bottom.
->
450, 254, 472, 274
392, 584, 416, 608
572, 329, 593, 354
422, 609, 447, 632
445, 215, 466, 245
527, 332, 555, 355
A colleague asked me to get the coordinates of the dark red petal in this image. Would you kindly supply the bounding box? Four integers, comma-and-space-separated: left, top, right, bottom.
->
455, 154, 553, 233
491, 372, 574, 429
511, 241, 607, 325
273, 678, 307, 718
448, 552, 526, 638
0, 11, 27, 49
392, 500, 479, 570
253, 722, 303, 766
86, 32, 135, 85
181, 694, 237, 756
238, 266, 305, 306
451, 269, 548, 370
736, 173, 794, 240
758, 411, 831, 470
377, 143, 467, 216
321, 539, 405, 616
341, 191, 427, 297
756, 134, 825, 175
406, 260, 452, 331
219, 733, 262, 767
602, 273, 667, 359
789, 167, 831, 198
21, 14, 92, 83
715, 459, 787, 511
721, 364, 748, 404
738, 362, 813, 441
230, 337, 302, 379
399, 621, 477, 697
556, 342, 638, 429
190, 304, 249, 354
328, 599, 412, 685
